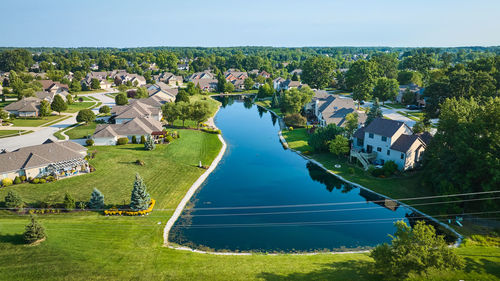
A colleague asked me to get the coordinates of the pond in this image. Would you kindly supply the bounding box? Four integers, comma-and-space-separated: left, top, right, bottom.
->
170, 98, 423, 252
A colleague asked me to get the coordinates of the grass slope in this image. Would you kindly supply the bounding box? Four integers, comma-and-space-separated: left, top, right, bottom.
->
65, 122, 97, 139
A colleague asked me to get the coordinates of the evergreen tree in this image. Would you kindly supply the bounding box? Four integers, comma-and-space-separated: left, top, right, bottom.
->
130, 173, 151, 211
5, 190, 23, 209
271, 92, 279, 108
144, 135, 156, 151
39, 100, 51, 117
50, 95, 67, 115
366, 98, 383, 125
23, 216, 46, 244
88, 188, 105, 210
63, 192, 76, 210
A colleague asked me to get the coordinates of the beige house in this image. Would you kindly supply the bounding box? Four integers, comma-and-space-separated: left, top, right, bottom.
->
92, 117, 163, 146
4, 97, 41, 117
0, 140, 88, 181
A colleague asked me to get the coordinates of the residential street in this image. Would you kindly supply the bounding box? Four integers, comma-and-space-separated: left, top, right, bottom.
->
0, 90, 116, 152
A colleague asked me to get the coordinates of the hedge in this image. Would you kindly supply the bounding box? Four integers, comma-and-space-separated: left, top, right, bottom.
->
117, 137, 129, 145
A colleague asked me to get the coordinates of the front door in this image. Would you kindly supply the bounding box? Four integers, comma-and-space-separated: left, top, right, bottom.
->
366, 145, 373, 153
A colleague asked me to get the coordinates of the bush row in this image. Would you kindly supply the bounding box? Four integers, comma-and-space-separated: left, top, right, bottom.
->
201, 127, 221, 134
104, 199, 156, 216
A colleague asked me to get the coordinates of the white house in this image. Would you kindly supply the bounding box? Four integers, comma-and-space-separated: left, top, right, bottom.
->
351, 118, 426, 170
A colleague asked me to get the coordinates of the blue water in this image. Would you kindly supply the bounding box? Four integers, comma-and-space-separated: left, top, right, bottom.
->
170, 99, 414, 252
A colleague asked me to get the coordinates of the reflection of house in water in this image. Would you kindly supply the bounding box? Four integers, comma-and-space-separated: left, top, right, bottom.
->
306, 162, 354, 193
359, 188, 400, 211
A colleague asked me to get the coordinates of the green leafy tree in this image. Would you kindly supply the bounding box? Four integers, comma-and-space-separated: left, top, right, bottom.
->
185, 82, 200, 95
401, 88, 416, 105
244, 77, 254, 90
0, 109, 9, 120
177, 101, 192, 127
88, 188, 105, 210
344, 112, 359, 138
372, 77, 399, 104
301, 56, 336, 89
328, 135, 350, 156
39, 100, 51, 117
70, 79, 82, 92
5, 190, 23, 208
308, 124, 345, 152
63, 192, 76, 210
66, 94, 74, 105
345, 60, 376, 91
23, 216, 46, 244
76, 109, 96, 124
366, 98, 383, 125
191, 101, 211, 127
175, 90, 190, 103
224, 82, 235, 93
130, 173, 151, 211
135, 87, 148, 98
144, 135, 156, 151
371, 220, 464, 280
99, 105, 110, 114
370, 52, 399, 79
280, 87, 313, 114
352, 82, 372, 109
90, 78, 101, 90
217, 72, 227, 93
283, 113, 306, 127
115, 92, 128, 105
163, 102, 180, 124
257, 83, 274, 98
50, 95, 67, 115
397, 70, 423, 86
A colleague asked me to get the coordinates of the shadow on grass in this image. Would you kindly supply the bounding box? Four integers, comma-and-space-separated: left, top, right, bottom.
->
117, 146, 147, 151
257, 260, 377, 281
0, 233, 25, 245
464, 257, 500, 277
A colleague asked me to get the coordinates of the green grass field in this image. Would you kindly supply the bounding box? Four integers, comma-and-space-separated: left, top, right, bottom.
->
255, 100, 283, 116
0, 129, 32, 138
65, 122, 97, 139
65, 102, 95, 113
9, 115, 69, 127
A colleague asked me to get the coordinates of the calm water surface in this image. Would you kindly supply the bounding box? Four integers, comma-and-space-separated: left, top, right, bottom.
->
170, 99, 416, 252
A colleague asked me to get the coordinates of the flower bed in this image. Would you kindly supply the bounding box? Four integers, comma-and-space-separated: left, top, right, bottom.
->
104, 199, 155, 216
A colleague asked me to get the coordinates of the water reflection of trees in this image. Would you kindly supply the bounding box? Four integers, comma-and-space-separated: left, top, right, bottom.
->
220, 96, 235, 108
243, 97, 253, 109
271, 113, 277, 126
257, 105, 267, 118
306, 161, 354, 193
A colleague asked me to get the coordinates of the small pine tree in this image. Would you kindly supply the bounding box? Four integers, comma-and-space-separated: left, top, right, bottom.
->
140, 135, 146, 144
63, 192, 76, 210
144, 135, 155, 151
132, 135, 137, 144
5, 190, 23, 208
130, 173, 151, 211
271, 92, 280, 108
88, 188, 105, 210
23, 216, 46, 244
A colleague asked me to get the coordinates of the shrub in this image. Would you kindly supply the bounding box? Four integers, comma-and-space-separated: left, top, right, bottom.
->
117, 137, 129, 145
86, 139, 94, 146
32, 178, 40, 184
144, 135, 155, 151
63, 192, 76, 210
383, 160, 398, 176
135, 159, 145, 166
132, 135, 137, 144
13, 176, 21, 184
23, 216, 46, 244
201, 128, 221, 134
308, 124, 345, 152
99, 105, 110, 114
39, 179, 46, 184
5, 190, 23, 208
165, 135, 174, 143
20, 175, 26, 182
371, 168, 385, 177
140, 135, 146, 144
45, 176, 55, 182
2, 178, 13, 187
284, 113, 306, 128
88, 188, 105, 210
348, 167, 355, 174
76, 109, 96, 123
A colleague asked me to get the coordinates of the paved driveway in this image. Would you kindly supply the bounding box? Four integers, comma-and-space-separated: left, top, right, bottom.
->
0, 90, 117, 152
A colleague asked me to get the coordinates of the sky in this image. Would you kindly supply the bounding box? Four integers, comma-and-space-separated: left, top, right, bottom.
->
1, 0, 499, 48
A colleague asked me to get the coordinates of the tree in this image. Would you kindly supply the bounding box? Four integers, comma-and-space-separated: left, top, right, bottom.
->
38, 100, 51, 117
63, 192, 76, 210
371, 220, 464, 280
397, 70, 423, 86
135, 87, 148, 98
99, 105, 110, 114
401, 88, 416, 105
177, 102, 192, 127
144, 135, 156, 151
217, 72, 227, 93
163, 102, 180, 124
66, 94, 74, 105
88, 188, 105, 210
0, 109, 9, 121
0, 49, 34, 72
344, 112, 359, 138
90, 78, 101, 90
412, 120, 430, 134
224, 82, 235, 93
76, 109, 96, 124
244, 77, 254, 90
308, 124, 345, 152
115, 92, 128, 105
191, 101, 210, 127
352, 82, 372, 109
328, 135, 350, 156
50, 95, 67, 115
271, 92, 280, 108
366, 99, 383, 125
130, 173, 151, 211
372, 77, 399, 104
291, 72, 299, 81
5, 190, 23, 208
301, 56, 336, 89
345, 60, 376, 91
283, 113, 306, 127
70, 79, 82, 93
280, 87, 313, 114
257, 83, 273, 98
185, 82, 200, 95
370, 52, 399, 79
175, 90, 190, 103
23, 216, 46, 244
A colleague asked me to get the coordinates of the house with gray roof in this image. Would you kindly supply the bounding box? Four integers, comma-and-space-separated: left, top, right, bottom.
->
351, 118, 427, 170
0, 140, 88, 181
4, 97, 41, 117
306, 90, 366, 127
111, 99, 162, 124
92, 117, 163, 146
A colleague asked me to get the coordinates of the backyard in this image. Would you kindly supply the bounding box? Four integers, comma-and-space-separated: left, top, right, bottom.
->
8, 115, 71, 127
64, 122, 97, 139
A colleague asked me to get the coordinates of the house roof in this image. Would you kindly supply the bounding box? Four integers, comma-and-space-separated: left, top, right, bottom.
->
364, 118, 406, 138
93, 117, 163, 139
0, 141, 87, 173
353, 126, 366, 139
416, 131, 433, 146
314, 92, 366, 127
4, 97, 41, 112
390, 134, 424, 153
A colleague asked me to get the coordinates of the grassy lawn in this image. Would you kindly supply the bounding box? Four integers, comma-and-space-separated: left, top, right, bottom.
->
255, 100, 283, 116
384, 102, 407, 109
65, 102, 95, 113
0, 129, 33, 138
65, 122, 97, 139
71, 89, 106, 96
9, 115, 69, 127
0, 100, 14, 108
282, 128, 311, 152
397, 111, 422, 122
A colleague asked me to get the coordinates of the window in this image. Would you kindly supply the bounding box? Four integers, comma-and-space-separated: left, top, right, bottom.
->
401, 153, 404, 159
369, 133, 374, 139
387, 150, 390, 156
377, 147, 382, 152
381, 136, 387, 142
